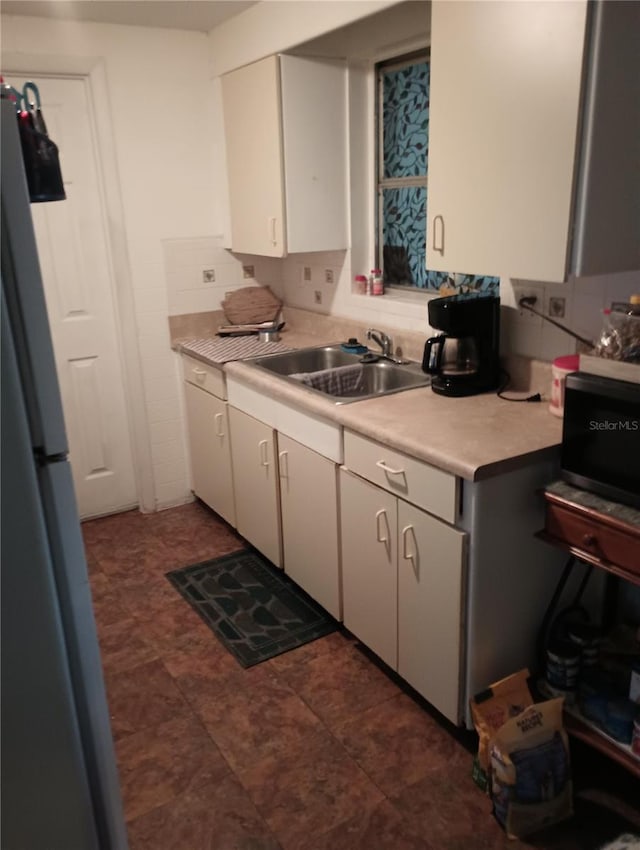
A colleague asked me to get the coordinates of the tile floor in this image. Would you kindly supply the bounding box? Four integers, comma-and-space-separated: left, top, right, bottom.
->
83, 501, 640, 850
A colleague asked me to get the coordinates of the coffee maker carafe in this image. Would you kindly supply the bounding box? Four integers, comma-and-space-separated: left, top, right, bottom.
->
422, 293, 500, 396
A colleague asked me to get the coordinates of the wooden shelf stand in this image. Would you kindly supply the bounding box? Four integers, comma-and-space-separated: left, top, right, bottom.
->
538, 481, 640, 777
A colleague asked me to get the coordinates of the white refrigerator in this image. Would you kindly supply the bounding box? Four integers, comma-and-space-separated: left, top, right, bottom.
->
1, 96, 128, 848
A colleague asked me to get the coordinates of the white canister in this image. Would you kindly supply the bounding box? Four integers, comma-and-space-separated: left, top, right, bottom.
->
549, 354, 580, 417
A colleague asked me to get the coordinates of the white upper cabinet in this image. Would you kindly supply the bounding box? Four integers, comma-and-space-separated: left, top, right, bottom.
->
221, 54, 348, 257
221, 55, 284, 257
570, 1, 640, 278
426, 0, 640, 283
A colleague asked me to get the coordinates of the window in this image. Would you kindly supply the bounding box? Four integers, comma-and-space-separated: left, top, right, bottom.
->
376, 52, 499, 295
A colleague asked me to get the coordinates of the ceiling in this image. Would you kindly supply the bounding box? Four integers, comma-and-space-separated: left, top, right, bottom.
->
0, 1, 258, 33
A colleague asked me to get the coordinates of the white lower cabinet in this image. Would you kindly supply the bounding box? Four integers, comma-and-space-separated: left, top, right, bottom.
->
340, 471, 397, 668
278, 434, 341, 619
182, 356, 235, 526
340, 468, 467, 724
397, 499, 466, 723
228, 406, 282, 567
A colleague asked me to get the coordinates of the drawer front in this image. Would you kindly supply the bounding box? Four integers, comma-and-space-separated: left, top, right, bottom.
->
182, 355, 226, 400
546, 503, 640, 578
343, 430, 457, 524
226, 376, 342, 463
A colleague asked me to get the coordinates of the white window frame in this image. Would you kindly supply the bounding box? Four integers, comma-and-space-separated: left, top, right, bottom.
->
376, 50, 430, 293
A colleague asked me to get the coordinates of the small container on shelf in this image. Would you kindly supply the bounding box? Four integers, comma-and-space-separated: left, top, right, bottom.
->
603, 698, 637, 744
578, 668, 617, 727
549, 354, 580, 418
369, 269, 383, 296
567, 622, 602, 670
372, 270, 384, 296
354, 274, 368, 295
545, 640, 580, 697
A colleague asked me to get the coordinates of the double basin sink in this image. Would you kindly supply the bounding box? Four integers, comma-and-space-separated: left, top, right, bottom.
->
246, 343, 430, 404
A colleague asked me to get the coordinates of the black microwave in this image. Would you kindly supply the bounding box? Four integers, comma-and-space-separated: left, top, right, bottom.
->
560, 371, 640, 509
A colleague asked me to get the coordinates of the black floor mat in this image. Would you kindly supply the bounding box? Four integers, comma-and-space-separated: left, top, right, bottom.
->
166, 549, 338, 667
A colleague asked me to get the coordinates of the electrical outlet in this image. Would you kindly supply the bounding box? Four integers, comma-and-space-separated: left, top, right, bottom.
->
324, 268, 334, 284
202, 268, 216, 283
512, 283, 542, 322
242, 265, 255, 279
548, 296, 566, 318
303, 266, 312, 282
314, 290, 322, 304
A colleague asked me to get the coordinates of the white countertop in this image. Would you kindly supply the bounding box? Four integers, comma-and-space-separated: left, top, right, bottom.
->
180, 331, 563, 482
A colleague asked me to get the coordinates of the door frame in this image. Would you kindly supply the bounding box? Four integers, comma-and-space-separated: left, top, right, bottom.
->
4, 52, 155, 514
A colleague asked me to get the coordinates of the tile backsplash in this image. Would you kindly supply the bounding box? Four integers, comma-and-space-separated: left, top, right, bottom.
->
500, 270, 640, 361
163, 236, 283, 316
163, 237, 639, 363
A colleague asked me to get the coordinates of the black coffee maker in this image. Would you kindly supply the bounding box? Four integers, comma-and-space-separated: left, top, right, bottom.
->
422, 293, 500, 396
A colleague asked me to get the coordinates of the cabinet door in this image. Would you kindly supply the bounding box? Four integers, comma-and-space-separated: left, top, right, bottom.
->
571, 0, 640, 277
229, 407, 282, 567
426, 1, 588, 282
221, 55, 285, 257
184, 382, 236, 527
280, 55, 348, 253
340, 470, 397, 669
397, 501, 467, 724
278, 434, 341, 619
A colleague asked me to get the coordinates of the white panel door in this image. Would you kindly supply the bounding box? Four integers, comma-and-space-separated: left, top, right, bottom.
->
340, 470, 397, 669
278, 434, 341, 619
8, 74, 136, 518
184, 383, 236, 527
426, 1, 588, 282
229, 407, 282, 567
397, 500, 467, 724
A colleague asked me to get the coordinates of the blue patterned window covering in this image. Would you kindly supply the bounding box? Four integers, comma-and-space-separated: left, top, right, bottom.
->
383, 62, 429, 178
378, 55, 499, 296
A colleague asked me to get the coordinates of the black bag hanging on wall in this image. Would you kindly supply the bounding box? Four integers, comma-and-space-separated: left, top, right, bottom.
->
17, 98, 66, 202
2, 79, 66, 202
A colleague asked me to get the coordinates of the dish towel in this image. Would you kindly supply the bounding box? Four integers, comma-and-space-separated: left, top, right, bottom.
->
290, 364, 364, 395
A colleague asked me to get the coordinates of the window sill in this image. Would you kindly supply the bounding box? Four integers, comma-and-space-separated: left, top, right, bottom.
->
346, 288, 438, 332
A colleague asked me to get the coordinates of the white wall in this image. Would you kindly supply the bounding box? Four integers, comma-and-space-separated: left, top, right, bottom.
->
2, 13, 218, 509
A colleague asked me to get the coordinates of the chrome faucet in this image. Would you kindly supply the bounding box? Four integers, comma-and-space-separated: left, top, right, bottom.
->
366, 328, 410, 364
366, 328, 393, 357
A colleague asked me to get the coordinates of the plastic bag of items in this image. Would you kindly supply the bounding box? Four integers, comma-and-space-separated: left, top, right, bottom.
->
594, 301, 640, 363
490, 698, 573, 839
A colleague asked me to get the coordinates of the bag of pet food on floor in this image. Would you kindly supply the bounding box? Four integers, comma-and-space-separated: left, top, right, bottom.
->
470, 668, 533, 792
490, 697, 572, 839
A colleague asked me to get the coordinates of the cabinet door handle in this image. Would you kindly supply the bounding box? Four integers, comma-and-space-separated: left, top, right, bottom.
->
402, 525, 418, 577
268, 216, 277, 247
432, 214, 445, 254
376, 460, 405, 476
375, 509, 388, 544
259, 439, 269, 467
193, 368, 207, 384
402, 525, 414, 561
214, 413, 224, 438
278, 450, 288, 479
